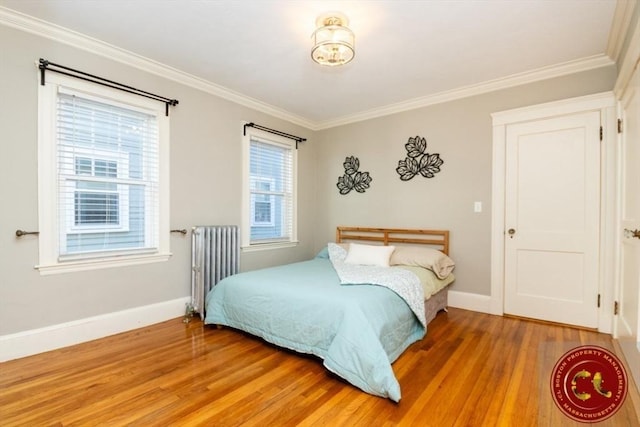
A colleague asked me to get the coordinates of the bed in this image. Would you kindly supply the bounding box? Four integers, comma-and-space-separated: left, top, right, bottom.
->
335, 227, 453, 325
204, 227, 455, 402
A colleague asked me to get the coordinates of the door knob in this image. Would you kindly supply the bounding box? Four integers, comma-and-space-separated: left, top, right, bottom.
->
508, 228, 516, 235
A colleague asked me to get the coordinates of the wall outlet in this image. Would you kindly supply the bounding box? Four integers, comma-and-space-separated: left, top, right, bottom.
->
474, 201, 482, 213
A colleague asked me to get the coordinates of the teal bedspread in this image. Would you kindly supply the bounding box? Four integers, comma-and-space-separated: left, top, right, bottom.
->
204, 258, 425, 402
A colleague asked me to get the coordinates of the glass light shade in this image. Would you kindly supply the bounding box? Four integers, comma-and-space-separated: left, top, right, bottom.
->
311, 15, 355, 66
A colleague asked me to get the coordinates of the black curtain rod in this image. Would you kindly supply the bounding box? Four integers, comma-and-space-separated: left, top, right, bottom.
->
243, 122, 306, 149
38, 58, 179, 116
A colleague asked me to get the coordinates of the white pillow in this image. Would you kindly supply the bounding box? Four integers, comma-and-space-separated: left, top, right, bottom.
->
344, 243, 395, 267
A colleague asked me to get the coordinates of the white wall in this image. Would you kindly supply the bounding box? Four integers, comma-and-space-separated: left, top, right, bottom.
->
0, 12, 627, 359
0, 24, 318, 339
314, 68, 617, 298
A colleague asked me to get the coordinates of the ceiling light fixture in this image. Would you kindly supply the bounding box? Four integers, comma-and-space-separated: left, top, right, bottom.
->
311, 12, 355, 67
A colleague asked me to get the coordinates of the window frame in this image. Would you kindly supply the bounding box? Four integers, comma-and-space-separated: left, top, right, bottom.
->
241, 124, 298, 251
37, 72, 171, 274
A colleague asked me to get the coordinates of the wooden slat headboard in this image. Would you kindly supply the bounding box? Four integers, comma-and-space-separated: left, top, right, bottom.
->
336, 226, 450, 255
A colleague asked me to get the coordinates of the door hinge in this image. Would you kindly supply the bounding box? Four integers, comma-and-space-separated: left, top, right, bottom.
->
597, 294, 601, 308
614, 301, 619, 315
617, 119, 623, 133
599, 126, 603, 141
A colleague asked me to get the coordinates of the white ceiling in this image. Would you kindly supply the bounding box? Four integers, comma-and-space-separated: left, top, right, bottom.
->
0, 0, 621, 129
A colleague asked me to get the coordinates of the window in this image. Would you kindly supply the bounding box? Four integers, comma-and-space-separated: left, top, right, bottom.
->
250, 177, 275, 227
242, 126, 297, 249
65, 150, 129, 233
38, 73, 170, 273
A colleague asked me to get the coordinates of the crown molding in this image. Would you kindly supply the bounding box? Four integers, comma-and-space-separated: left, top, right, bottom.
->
0, 6, 618, 132
613, 15, 640, 97
0, 6, 316, 130
315, 54, 615, 129
606, 0, 637, 62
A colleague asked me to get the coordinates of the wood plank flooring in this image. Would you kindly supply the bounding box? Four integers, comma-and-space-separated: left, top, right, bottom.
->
1, 308, 638, 426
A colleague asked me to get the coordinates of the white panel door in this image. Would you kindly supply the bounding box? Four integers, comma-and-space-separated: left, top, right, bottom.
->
616, 63, 640, 390
504, 112, 600, 328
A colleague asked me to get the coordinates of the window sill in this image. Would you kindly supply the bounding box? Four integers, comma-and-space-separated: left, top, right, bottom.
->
241, 241, 299, 253
36, 252, 172, 275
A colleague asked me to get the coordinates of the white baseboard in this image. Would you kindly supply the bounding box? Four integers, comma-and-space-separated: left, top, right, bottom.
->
616, 338, 640, 396
0, 292, 492, 362
447, 290, 492, 314
0, 296, 191, 362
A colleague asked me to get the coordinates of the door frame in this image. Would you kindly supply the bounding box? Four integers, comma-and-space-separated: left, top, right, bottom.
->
613, 11, 640, 393
490, 92, 617, 333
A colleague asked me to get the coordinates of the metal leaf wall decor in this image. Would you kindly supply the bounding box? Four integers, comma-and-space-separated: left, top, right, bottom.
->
336, 156, 373, 195
396, 135, 444, 181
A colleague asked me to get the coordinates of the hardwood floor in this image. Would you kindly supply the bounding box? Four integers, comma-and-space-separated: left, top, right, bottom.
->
1, 308, 638, 426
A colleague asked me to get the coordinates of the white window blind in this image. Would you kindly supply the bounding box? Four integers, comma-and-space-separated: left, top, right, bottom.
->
38, 72, 170, 274
56, 89, 160, 258
247, 135, 295, 245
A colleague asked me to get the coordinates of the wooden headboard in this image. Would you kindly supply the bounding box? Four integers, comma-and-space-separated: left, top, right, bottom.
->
336, 226, 450, 255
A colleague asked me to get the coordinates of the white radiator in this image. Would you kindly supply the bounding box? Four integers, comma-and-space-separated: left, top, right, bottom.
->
191, 225, 240, 319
